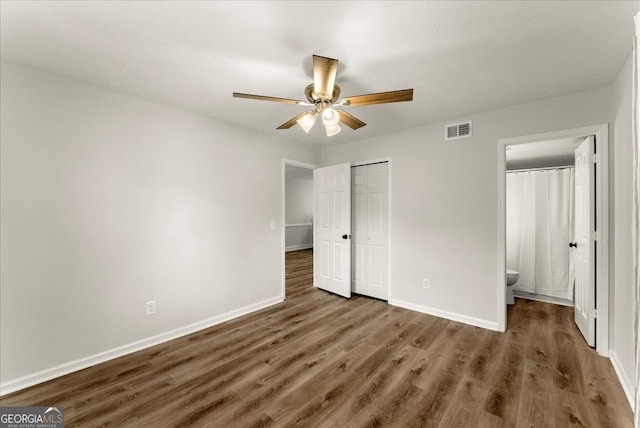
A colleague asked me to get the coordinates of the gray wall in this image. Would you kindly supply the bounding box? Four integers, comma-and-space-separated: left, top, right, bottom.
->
611, 52, 635, 400
0, 61, 320, 385
285, 169, 313, 224
285, 166, 314, 251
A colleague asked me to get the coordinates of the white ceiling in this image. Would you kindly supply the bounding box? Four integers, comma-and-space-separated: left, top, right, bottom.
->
1, 1, 637, 145
506, 137, 585, 170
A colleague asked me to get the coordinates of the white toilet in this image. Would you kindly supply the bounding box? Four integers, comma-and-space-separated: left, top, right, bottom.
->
506, 269, 519, 305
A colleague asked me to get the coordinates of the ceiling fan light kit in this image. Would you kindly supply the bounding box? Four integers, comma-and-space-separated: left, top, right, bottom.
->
233, 55, 414, 137
325, 123, 342, 137
322, 107, 341, 136
322, 108, 340, 126
296, 111, 318, 134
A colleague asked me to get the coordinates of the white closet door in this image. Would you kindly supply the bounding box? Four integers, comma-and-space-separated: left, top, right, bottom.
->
314, 163, 352, 298
351, 163, 388, 300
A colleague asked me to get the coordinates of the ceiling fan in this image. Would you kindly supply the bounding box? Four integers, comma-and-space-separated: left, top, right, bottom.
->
233, 55, 413, 137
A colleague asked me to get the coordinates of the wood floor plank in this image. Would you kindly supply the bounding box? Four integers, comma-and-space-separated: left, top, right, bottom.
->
405, 356, 470, 427
573, 340, 634, 427
484, 339, 526, 422
554, 389, 596, 428
515, 358, 555, 427
219, 348, 350, 427
437, 375, 485, 428
316, 345, 430, 428
553, 329, 586, 394
0, 249, 632, 427
265, 343, 371, 426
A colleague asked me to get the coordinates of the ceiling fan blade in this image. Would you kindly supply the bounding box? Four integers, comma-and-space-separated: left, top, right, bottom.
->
337, 109, 366, 130
277, 111, 309, 129
340, 89, 413, 107
313, 55, 339, 100
233, 92, 310, 105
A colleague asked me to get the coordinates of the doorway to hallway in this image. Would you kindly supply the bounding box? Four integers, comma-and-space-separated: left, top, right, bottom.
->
282, 159, 317, 300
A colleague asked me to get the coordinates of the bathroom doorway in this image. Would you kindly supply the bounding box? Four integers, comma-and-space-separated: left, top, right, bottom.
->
497, 125, 610, 355
505, 137, 581, 307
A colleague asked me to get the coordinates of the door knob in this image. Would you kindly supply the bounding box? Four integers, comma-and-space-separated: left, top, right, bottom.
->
342, 234, 351, 239
569, 242, 577, 248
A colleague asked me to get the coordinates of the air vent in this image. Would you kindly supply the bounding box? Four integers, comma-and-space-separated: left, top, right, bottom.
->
445, 120, 473, 141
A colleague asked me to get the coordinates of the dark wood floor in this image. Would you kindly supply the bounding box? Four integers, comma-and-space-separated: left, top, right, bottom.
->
1, 249, 632, 427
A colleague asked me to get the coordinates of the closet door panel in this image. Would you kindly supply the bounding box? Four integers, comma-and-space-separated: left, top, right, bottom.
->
366, 163, 388, 300
352, 167, 367, 294
351, 162, 388, 300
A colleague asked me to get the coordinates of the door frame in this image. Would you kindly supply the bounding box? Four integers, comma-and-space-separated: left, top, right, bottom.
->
351, 157, 393, 302
497, 124, 609, 356
281, 159, 318, 300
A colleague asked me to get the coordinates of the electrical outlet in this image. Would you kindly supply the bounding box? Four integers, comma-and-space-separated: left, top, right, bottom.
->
270, 220, 276, 231
146, 300, 156, 316
423, 278, 430, 289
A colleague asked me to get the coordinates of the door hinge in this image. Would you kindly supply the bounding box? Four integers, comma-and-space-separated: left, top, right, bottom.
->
590, 308, 598, 319
591, 231, 598, 241
590, 154, 597, 163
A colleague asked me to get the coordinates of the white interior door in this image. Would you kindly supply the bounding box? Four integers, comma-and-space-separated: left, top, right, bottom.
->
352, 163, 388, 300
314, 163, 352, 298
574, 135, 596, 346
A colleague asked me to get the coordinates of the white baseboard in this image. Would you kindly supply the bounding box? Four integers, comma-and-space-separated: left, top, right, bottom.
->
390, 299, 500, 331
0, 296, 284, 396
609, 349, 635, 409
285, 244, 313, 252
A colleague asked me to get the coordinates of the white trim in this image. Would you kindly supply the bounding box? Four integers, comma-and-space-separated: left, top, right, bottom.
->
594, 125, 610, 357
283, 159, 319, 169
282, 159, 318, 300
497, 143, 507, 332
285, 244, 313, 252
497, 124, 610, 356
388, 159, 393, 302
0, 296, 283, 396
610, 350, 635, 409
390, 298, 500, 331
351, 158, 391, 167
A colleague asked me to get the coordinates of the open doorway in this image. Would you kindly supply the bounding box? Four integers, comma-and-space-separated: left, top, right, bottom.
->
281, 160, 316, 300
505, 137, 582, 307
497, 125, 609, 356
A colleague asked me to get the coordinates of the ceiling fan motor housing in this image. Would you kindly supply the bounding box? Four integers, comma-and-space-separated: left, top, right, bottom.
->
305, 83, 341, 104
